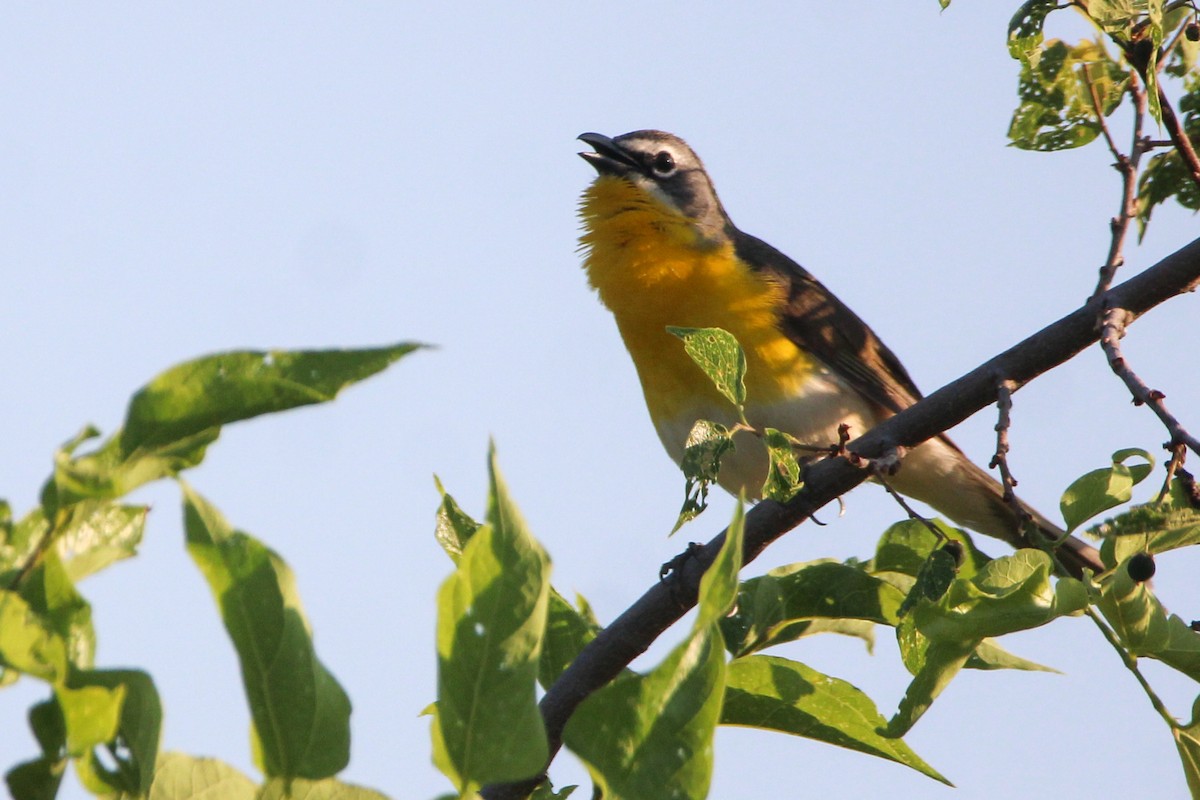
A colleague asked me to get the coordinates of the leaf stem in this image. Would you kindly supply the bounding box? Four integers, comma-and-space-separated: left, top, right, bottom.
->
1085, 607, 1178, 729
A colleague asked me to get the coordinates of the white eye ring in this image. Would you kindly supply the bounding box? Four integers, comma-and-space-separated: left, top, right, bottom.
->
650, 150, 676, 176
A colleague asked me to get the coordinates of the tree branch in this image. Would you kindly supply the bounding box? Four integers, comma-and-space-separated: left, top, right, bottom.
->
480, 234, 1200, 800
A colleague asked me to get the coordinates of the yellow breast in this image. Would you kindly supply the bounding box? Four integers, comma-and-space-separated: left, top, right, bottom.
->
578, 175, 815, 424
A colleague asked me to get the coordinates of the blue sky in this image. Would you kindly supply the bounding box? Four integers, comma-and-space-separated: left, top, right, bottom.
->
3, 4, 1199, 798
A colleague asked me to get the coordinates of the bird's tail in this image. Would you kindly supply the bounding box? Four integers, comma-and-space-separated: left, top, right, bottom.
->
889, 436, 1104, 578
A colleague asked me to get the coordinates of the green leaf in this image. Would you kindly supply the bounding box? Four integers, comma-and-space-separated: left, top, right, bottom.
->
43, 428, 217, 520
1086, 0, 1155, 32
70, 669, 162, 796
1136, 73, 1200, 238
19, 551, 95, 671
913, 550, 1088, 643
897, 549, 959, 618
182, 483, 351, 780
672, 420, 735, 533
0, 592, 70, 683
720, 561, 903, 657
5, 700, 67, 800
530, 781, 578, 799
1096, 553, 1200, 682
761, 428, 803, 502
428, 704, 461, 792
540, 590, 601, 688
890, 551, 1086, 734
1138, 146, 1200, 238
667, 327, 747, 410
1008, 39, 1130, 151
888, 637, 976, 736
148, 753, 257, 800
1095, 477, 1200, 567
966, 638, 1059, 673
722, 654, 949, 785
561, 503, 743, 799
1061, 448, 1154, 532
55, 504, 148, 582
563, 628, 724, 800
1007, 0, 1064, 66
435, 447, 550, 793
872, 520, 990, 581
57, 682, 124, 760
1174, 697, 1200, 797
121, 343, 423, 454
0, 508, 50, 585
1166, 9, 1200, 75
433, 478, 482, 564
28, 698, 67, 757
5, 757, 65, 800
41, 344, 421, 520
896, 613, 1058, 676
696, 500, 744, 630
259, 776, 393, 799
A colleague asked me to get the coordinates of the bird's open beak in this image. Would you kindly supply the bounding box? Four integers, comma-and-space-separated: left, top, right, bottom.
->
578, 132, 638, 176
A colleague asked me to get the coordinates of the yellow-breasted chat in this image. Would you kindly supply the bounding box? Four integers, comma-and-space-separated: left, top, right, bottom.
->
576, 129, 1102, 577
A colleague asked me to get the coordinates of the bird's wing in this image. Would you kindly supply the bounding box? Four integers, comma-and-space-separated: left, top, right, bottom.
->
733, 231, 925, 416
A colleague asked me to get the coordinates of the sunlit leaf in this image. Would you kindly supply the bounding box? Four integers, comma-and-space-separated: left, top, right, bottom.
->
563, 629, 724, 800
761, 428, 803, 502
720, 561, 902, 657
1060, 448, 1153, 532
914, 551, 1088, 643
259, 777, 392, 799
68, 670, 161, 796
121, 343, 423, 453
435, 447, 550, 793
433, 477, 481, 564
1008, 39, 1130, 151
872, 520, 990, 581
55, 504, 148, 582
666, 326, 747, 410
147, 753, 257, 800
540, 590, 601, 688
0, 592, 69, 683
722, 655, 949, 785
1095, 477, 1200, 567
183, 484, 351, 780
696, 500, 744, 630
1007, 0, 1064, 66
673, 420, 735, 533
561, 503, 744, 799
1174, 696, 1200, 797
4, 700, 67, 800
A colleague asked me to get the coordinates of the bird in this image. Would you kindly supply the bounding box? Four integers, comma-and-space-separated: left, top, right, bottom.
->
576, 129, 1103, 577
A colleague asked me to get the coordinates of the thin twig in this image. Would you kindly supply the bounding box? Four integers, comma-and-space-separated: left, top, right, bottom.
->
872, 452, 947, 542
1090, 72, 1147, 299
1086, 607, 1178, 729
1084, 63, 1123, 161
989, 379, 1024, 506
1099, 305, 1200, 458
1157, 443, 1187, 503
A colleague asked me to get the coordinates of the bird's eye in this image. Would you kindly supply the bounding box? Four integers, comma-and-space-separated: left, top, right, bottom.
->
650, 150, 675, 176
